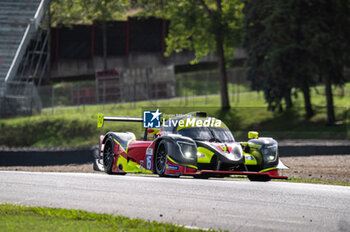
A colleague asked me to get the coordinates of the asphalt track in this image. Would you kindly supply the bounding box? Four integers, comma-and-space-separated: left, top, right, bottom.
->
1, 171, 350, 232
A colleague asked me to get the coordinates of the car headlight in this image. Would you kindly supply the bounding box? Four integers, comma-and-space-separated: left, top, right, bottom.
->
177, 141, 196, 160
230, 145, 243, 160
184, 152, 192, 158
262, 144, 277, 162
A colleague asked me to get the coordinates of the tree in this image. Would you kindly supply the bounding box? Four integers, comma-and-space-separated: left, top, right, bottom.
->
304, 0, 350, 125
243, 0, 349, 122
243, 0, 281, 111
81, 0, 128, 70
243, 0, 296, 112
139, 0, 244, 110
263, 0, 316, 117
50, 0, 86, 25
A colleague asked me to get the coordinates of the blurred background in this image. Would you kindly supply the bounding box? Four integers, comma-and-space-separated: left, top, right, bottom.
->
0, 0, 349, 147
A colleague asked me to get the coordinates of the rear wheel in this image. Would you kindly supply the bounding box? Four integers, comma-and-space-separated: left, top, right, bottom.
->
103, 138, 114, 174
92, 145, 104, 171
155, 141, 168, 176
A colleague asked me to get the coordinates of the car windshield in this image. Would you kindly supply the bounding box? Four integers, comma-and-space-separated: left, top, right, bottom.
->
211, 127, 235, 143
177, 127, 212, 141
177, 127, 234, 142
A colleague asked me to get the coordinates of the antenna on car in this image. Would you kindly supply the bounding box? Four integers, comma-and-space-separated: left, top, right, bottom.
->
185, 111, 207, 117
196, 112, 207, 117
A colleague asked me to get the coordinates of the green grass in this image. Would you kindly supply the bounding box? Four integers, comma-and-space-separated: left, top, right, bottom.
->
273, 178, 350, 187
0, 83, 349, 147
228, 176, 350, 186
175, 70, 251, 97
0, 204, 209, 232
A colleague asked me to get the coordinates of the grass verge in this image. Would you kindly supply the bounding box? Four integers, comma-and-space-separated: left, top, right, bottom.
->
229, 176, 350, 186
0, 204, 210, 232
273, 177, 350, 187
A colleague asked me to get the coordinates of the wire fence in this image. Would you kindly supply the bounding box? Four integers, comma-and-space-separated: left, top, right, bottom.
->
38, 66, 177, 109
0, 67, 250, 117
176, 67, 249, 103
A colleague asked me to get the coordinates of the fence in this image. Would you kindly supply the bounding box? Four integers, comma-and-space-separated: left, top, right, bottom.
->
37, 67, 248, 110
37, 66, 176, 109
176, 67, 250, 102
0, 67, 250, 117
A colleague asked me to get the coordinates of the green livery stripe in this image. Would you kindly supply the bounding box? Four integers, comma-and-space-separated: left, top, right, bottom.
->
259, 167, 277, 173
113, 137, 135, 154
117, 154, 152, 174
166, 155, 197, 169
248, 142, 262, 149
197, 147, 214, 164
185, 165, 198, 169
167, 155, 179, 165
244, 154, 258, 166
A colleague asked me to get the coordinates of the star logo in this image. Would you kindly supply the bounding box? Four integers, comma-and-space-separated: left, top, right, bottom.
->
143, 109, 161, 128
151, 109, 161, 122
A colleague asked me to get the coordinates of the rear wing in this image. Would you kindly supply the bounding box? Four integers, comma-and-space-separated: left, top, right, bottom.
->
97, 113, 143, 128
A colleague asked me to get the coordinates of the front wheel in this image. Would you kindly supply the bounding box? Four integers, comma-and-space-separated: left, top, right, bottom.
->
103, 137, 115, 174
155, 141, 168, 177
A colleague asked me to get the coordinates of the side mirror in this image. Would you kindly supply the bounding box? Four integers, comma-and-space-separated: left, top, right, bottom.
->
248, 131, 258, 139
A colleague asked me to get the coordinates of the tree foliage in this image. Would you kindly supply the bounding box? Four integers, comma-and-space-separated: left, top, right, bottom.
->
139, 0, 244, 110
50, 0, 129, 25
243, 0, 277, 109
243, 0, 349, 122
305, 0, 350, 124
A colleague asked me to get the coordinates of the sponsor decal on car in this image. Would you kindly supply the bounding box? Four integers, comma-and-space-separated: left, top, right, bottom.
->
197, 152, 205, 158
219, 145, 227, 152
145, 148, 153, 170
139, 160, 144, 169
166, 164, 180, 171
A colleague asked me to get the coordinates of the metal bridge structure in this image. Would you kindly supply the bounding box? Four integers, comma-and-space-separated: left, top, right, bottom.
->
0, 0, 50, 117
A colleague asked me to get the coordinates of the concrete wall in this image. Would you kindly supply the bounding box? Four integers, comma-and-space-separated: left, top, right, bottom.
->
51, 51, 212, 79
49, 49, 247, 80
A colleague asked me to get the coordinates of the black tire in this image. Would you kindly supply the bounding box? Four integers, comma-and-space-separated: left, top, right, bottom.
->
92, 145, 104, 171
155, 140, 168, 177
248, 175, 271, 182
210, 155, 218, 170
193, 175, 209, 179
103, 137, 114, 174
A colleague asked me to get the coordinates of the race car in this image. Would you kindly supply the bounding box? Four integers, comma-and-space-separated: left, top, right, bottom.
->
94, 112, 288, 181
